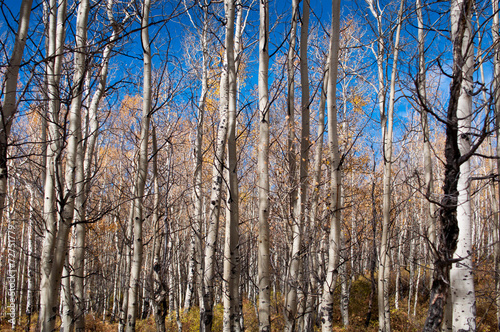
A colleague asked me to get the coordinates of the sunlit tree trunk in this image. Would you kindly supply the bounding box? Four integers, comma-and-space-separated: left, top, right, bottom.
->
304, 68, 328, 331
285, 1, 310, 329
185, 2, 208, 312
449, 0, 476, 330
416, 0, 437, 286
422, 1, 473, 330
222, 0, 240, 329
492, 0, 500, 329
70, 1, 118, 329
319, 1, 341, 330
125, 0, 151, 329
25, 186, 36, 328
257, 0, 270, 330
200, 5, 231, 330
286, 0, 299, 275
150, 126, 167, 332
368, 1, 404, 330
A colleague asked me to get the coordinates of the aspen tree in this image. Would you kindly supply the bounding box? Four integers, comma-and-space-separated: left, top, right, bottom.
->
38, 0, 91, 329
125, 0, 152, 329
286, 0, 299, 259
422, 0, 474, 330
304, 68, 328, 331
449, 0, 476, 329
366, 1, 404, 330
492, 0, 500, 328
222, 0, 240, 329
319, 0, 341, 330
285, 1, 310, 329
184, 0, 209, 312
416, 0, 437, 287
257, 0, 270, 330
200, 2, 231, 329
70, 1, 122, 329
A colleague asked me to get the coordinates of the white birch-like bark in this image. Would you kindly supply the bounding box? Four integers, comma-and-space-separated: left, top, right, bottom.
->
151, 126, 167, 332
492, 0, 500, 328
184, 2, 208, 311
53, 0, 90, 328
70, 1, 119, 329
257, 0, 270, 330
449, 1, 476, 330
416, 0, 437, 286
320, 1, 341, 330
200, 8, 231, 332
369, 1, 404, 330
37, 0, 68, 329
286, 0, 299, 259
119, 200, 135, 332
0, 0, 33, 226
222, 0, 240, 329
61, 255, 74, 332
125, 0, 151, 329
304, 68, 328, 331
25, 186, 36, 327
285, 1, 310, 329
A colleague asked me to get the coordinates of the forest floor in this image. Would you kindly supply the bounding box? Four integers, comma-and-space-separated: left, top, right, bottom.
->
1, 270, 498, 331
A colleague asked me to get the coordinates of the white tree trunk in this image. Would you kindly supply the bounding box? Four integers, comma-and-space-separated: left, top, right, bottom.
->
222, 0, 240, 329
185, 3, 208, 312
416, 0, 437, 287
125, 0, 152, 329
200, 10, 231, 332
285, 1, 310, 329
450, 1, 476, 330
491, 0, 500, 329
320, 1, 341, 330
370, 1, 404, 330
257, 0, 270, 331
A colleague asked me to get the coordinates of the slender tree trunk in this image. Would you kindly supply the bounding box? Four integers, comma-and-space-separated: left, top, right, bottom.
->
25, 186, 36, 329
125, 0, 151, 329
222, 0, 240, 329
492, 0, 500, 329
319, 1, 341, 330
61, 255, 74, 332
200, 7, 231, 330
449, 0, 476, 330
422, 1, 473, 330
416, 0, 437, 287
304, 67, 328, 332
371, 1, 404, 330
285, 1, 310, 329
257, 0, 270, 330
185, 3, 208, 312
151, 126, 167, 332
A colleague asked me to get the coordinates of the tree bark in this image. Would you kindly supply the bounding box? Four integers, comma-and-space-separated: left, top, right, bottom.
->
125, 0, 152, 329
285, 1, 310, 329
320, 1, 341, 330
185, 2, 208, 312
369, 1, 404, 330
257, 0, 270, 330
449, 0, 476, 330
492, 0, 500, 329
200, 6, 231, 330
422, 1, 473, 330
222, 0, 240, 329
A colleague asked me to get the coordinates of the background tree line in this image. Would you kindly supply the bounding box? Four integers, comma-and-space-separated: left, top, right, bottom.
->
0, 0, 498, 331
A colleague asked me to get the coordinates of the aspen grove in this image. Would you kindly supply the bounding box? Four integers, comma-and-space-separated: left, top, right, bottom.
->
1, 0, 500, 331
